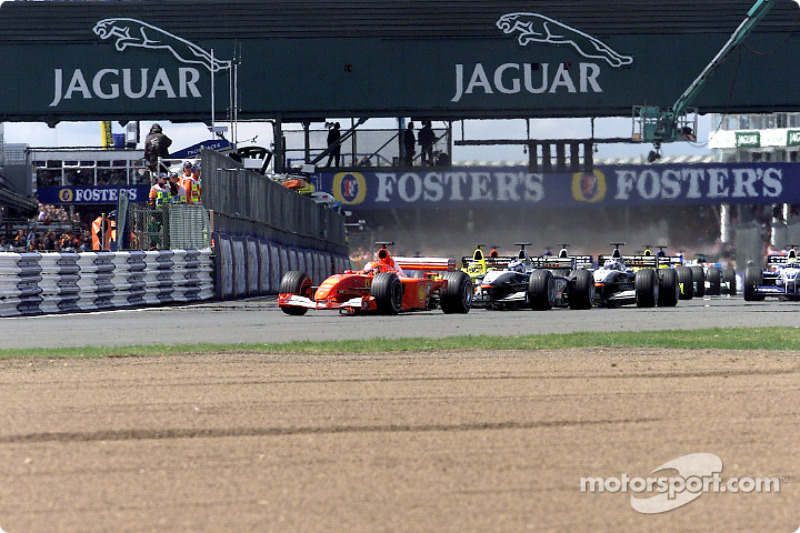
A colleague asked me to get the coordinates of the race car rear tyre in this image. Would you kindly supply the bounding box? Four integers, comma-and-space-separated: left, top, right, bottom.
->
568, 269, 594, 310
657, 268, 679, 307
723, 268, 737, 295
279, 271, 312, 315
690, 266, 705, 297
743, 266, 764, 302
707, 267, 721, 295
635, 269, 659, 308
527, 270, 556, 311
372, 272, 403, 314
441, 271, 472, 314
675, 267, 693, 300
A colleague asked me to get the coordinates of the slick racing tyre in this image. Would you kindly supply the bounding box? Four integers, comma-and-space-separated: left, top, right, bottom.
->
657, 268, 679, 307
527, 270, 556, 311
635, 269, 659, 308
279, 271, 312, 315
723, 268, 737, 295
675, 267, 694, 300
372, 272, 403, 314
690, 266, 705, 297
441, 270, 473, 314
568, 269, 594, 310
743, 266, 765, 302
706, 267, 721, 296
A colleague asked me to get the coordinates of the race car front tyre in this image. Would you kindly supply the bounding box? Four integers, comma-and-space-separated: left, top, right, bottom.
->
706, 267, 721, 295
372, 272, 403, 314
657, 268, 679, 307
441, 271, 473, 314
676, 267, 694, 300
528, 270, 556, 311
690, 266, 705, 297
743, 266, 764, 302
635, 269, 659, 308
723, 268, 737, 295
279, 271, 312, 315
568, 269, 594, 310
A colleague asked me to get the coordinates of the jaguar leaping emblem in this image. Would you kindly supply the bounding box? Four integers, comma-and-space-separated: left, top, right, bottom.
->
496, 12, 633, 68
93, 18, 232, 72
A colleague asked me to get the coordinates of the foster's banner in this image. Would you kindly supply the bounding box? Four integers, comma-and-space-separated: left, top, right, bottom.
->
39, 186, 150, 205
318, 163, 799, 210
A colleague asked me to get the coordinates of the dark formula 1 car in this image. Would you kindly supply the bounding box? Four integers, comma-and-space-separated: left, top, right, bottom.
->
743, 248, 800, 301
592, 243, 679, 308
474, 243, 594, 310
637, 245, 698, 300
685, 253, 737, 296
278, 242, 473, 315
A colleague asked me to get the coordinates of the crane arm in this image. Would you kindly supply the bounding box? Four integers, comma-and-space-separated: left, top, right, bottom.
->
634, 0, 798, 144
672, 0, 779, 118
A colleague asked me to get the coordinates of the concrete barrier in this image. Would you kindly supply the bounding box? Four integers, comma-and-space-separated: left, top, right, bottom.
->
212, 232, 349, 300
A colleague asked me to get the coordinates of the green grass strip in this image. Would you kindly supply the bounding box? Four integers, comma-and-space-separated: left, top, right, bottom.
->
1, 327, 799, 359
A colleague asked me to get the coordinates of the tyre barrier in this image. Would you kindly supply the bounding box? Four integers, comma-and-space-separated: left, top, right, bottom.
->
213, 232, 350, 300
0, 250, 214, 317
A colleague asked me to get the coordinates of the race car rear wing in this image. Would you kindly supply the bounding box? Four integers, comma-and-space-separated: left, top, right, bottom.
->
530, 257, 575, 270
598, 254, 658, 269
395, 257, 457, 272
766, 254, 800, 267
460, 255, 513, 269
530, 254, 594, 270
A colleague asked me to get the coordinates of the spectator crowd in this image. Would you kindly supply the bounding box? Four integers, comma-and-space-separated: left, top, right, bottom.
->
0, 203, 90, 252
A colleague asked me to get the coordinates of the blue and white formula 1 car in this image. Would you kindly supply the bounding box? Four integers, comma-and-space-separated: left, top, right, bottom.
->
743, 248, 800, 301
593, 243, 680, 308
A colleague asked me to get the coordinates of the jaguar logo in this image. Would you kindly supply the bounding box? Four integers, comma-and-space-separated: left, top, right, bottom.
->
496, 12, 633, 68
93, 18, 232, 72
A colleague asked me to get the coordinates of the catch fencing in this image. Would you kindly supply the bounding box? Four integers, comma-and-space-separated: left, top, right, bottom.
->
125, 204, 211, 251
0, 249, 213, 317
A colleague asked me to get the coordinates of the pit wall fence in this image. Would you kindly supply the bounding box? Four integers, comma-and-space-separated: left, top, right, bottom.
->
201, 149, 351, 300
0, 249, 214, 317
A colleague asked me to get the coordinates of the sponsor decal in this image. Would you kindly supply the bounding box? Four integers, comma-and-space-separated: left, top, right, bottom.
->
371, 171, 545, 204
46, 186, 145, 204
612, 166, 782, 202
50, 19, 231, 107
451, 13, 633, 103
332, 172, 368, 205
571, 169, 607, 202
787, 130, 800, 146
496, 13, 633, 67
735, 131, 761, 148
93, 19, 231, 72
58, 188, 74, 202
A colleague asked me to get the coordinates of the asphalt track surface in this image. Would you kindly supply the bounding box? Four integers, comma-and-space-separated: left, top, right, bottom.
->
0, 295, 797, 349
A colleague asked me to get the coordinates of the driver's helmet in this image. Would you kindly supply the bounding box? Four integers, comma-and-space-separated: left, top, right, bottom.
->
603, 259, 623, 271
363, 260, 381, 274
508, 259, 525, 273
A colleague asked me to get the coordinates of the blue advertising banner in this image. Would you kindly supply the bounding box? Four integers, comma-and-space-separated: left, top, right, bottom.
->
38, 186, 150, 205
316, 163, 800, 210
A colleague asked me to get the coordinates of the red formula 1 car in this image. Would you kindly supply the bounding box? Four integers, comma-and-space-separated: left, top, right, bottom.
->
278, 243, 473, 315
